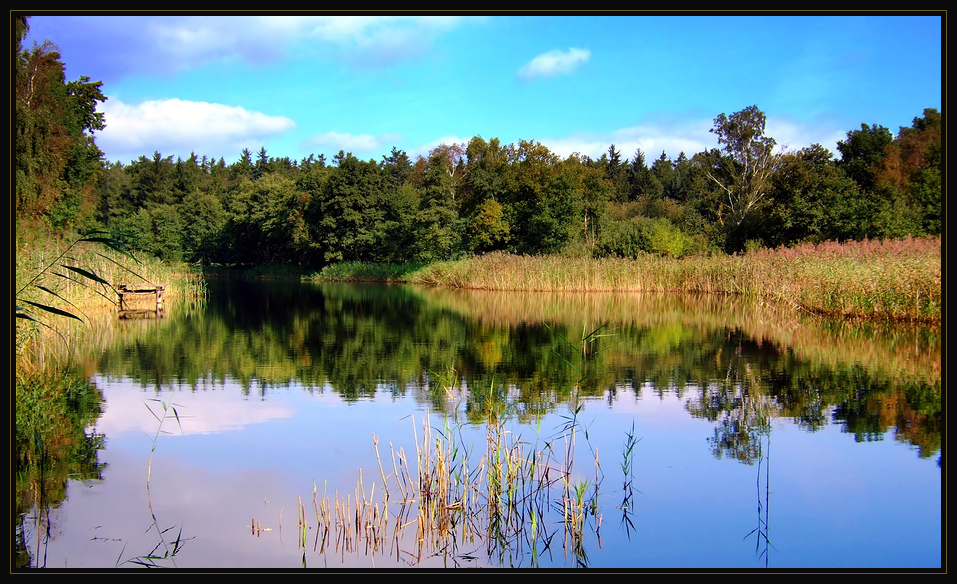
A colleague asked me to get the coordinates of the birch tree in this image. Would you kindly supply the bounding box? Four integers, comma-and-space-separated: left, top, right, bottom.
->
703, 105, 779, 227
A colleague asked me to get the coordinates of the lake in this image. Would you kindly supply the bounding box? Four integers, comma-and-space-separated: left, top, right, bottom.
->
15, 279, 942, 570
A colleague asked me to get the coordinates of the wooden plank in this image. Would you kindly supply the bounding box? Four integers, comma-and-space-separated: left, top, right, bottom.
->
117, 283, 166, 293
117, 284, 166, 315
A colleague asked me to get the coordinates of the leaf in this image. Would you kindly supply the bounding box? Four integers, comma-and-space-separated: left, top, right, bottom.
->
16, 306, 39, 322
35, 284, 85, 313
95, 251, 148, 282
61, 264, 112, 287
80, 235, 139, 262
19, 299, 83, 322
144, 402, 162, 423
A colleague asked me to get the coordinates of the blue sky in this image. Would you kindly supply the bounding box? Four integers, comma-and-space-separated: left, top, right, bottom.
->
22, 13, 943, 167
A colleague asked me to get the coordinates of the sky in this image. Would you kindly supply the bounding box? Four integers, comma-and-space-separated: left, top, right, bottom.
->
20, 13, 943, 167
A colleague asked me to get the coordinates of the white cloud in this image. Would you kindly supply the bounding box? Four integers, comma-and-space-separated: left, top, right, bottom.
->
99, 97, 296, 162
94, 379, 295, 437
518, 48, 591, 81
28, 15, 481, 78
292, 15, 468, 46
305, 131, 403, 156
151, 15, 476, 70
765, 117, 846, 156
411, 135, 470, 159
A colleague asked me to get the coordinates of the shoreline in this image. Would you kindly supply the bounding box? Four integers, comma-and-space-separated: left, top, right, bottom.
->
307, 237, 942, 325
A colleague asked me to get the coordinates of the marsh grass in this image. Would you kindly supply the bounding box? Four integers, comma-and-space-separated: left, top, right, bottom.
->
111, 391, 191, 569
618, 422, 640, 535
313, 237, 940, 323
144, 395, 183, 489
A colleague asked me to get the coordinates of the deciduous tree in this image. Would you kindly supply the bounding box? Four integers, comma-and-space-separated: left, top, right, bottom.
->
16, 16, 107, 228
702, 105, 779, 228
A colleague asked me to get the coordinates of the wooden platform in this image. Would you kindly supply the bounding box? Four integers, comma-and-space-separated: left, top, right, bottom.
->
117, 283, 166, 318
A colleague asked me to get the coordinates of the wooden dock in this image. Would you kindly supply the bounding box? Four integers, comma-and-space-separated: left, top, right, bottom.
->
117, 283, 166, 318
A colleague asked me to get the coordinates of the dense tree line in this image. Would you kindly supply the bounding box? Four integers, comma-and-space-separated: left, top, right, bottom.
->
16, 17, 941, 265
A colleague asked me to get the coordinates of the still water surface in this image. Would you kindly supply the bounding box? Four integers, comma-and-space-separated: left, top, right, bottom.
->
19, 280, 941, 569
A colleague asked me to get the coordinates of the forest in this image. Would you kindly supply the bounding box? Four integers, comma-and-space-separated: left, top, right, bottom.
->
15, 16, 942, 269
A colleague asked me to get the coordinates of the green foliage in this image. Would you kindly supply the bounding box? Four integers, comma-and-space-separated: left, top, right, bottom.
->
413, 202, 464, 262
763, 144, 867, 247
596, 217, 692, 258
500, 140, 581, 255
311, 153, 389, 263
702, 105, 779, 228
559, 154, 611, 248
641, 217, 693, 258
37, 95, 932, 272
180, 189, 226, 263
595, 218, 645, 258
313, 261, 428, 282
908, 166, 941, 234
16, 18, 107, 228
832, 110, 940, 239
375, 183, 419, 263
877, 108, 941, 236
461, 136, 508, 215
836, 122, 894, 192
467, 197, 509, 252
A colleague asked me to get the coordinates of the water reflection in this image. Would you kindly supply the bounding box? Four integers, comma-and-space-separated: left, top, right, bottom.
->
15, 280, 941, 569
89, 280, 940, 457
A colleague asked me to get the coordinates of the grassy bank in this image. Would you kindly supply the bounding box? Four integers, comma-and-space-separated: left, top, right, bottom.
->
310, 237, 941, 323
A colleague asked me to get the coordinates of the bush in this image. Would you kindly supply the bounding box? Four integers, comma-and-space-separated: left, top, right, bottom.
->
642, 217, 693, 258
597, 217, 693, 259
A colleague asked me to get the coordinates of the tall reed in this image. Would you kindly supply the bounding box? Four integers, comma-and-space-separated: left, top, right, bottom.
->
313, 237, 940, 323
272, 357, 621, 567
274, 330, 620, 566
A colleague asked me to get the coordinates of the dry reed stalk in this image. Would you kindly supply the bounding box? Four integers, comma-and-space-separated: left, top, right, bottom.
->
398, 446, 416, 502
287, 400, 643, 565
278, 506, 284, 543
389, 443, 407, 501
373, 434, 391, 499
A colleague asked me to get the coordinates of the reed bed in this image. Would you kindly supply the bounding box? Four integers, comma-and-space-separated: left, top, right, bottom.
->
267, 402, 608, 567
314, 237, 940, 323
412, 286, 939, 387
